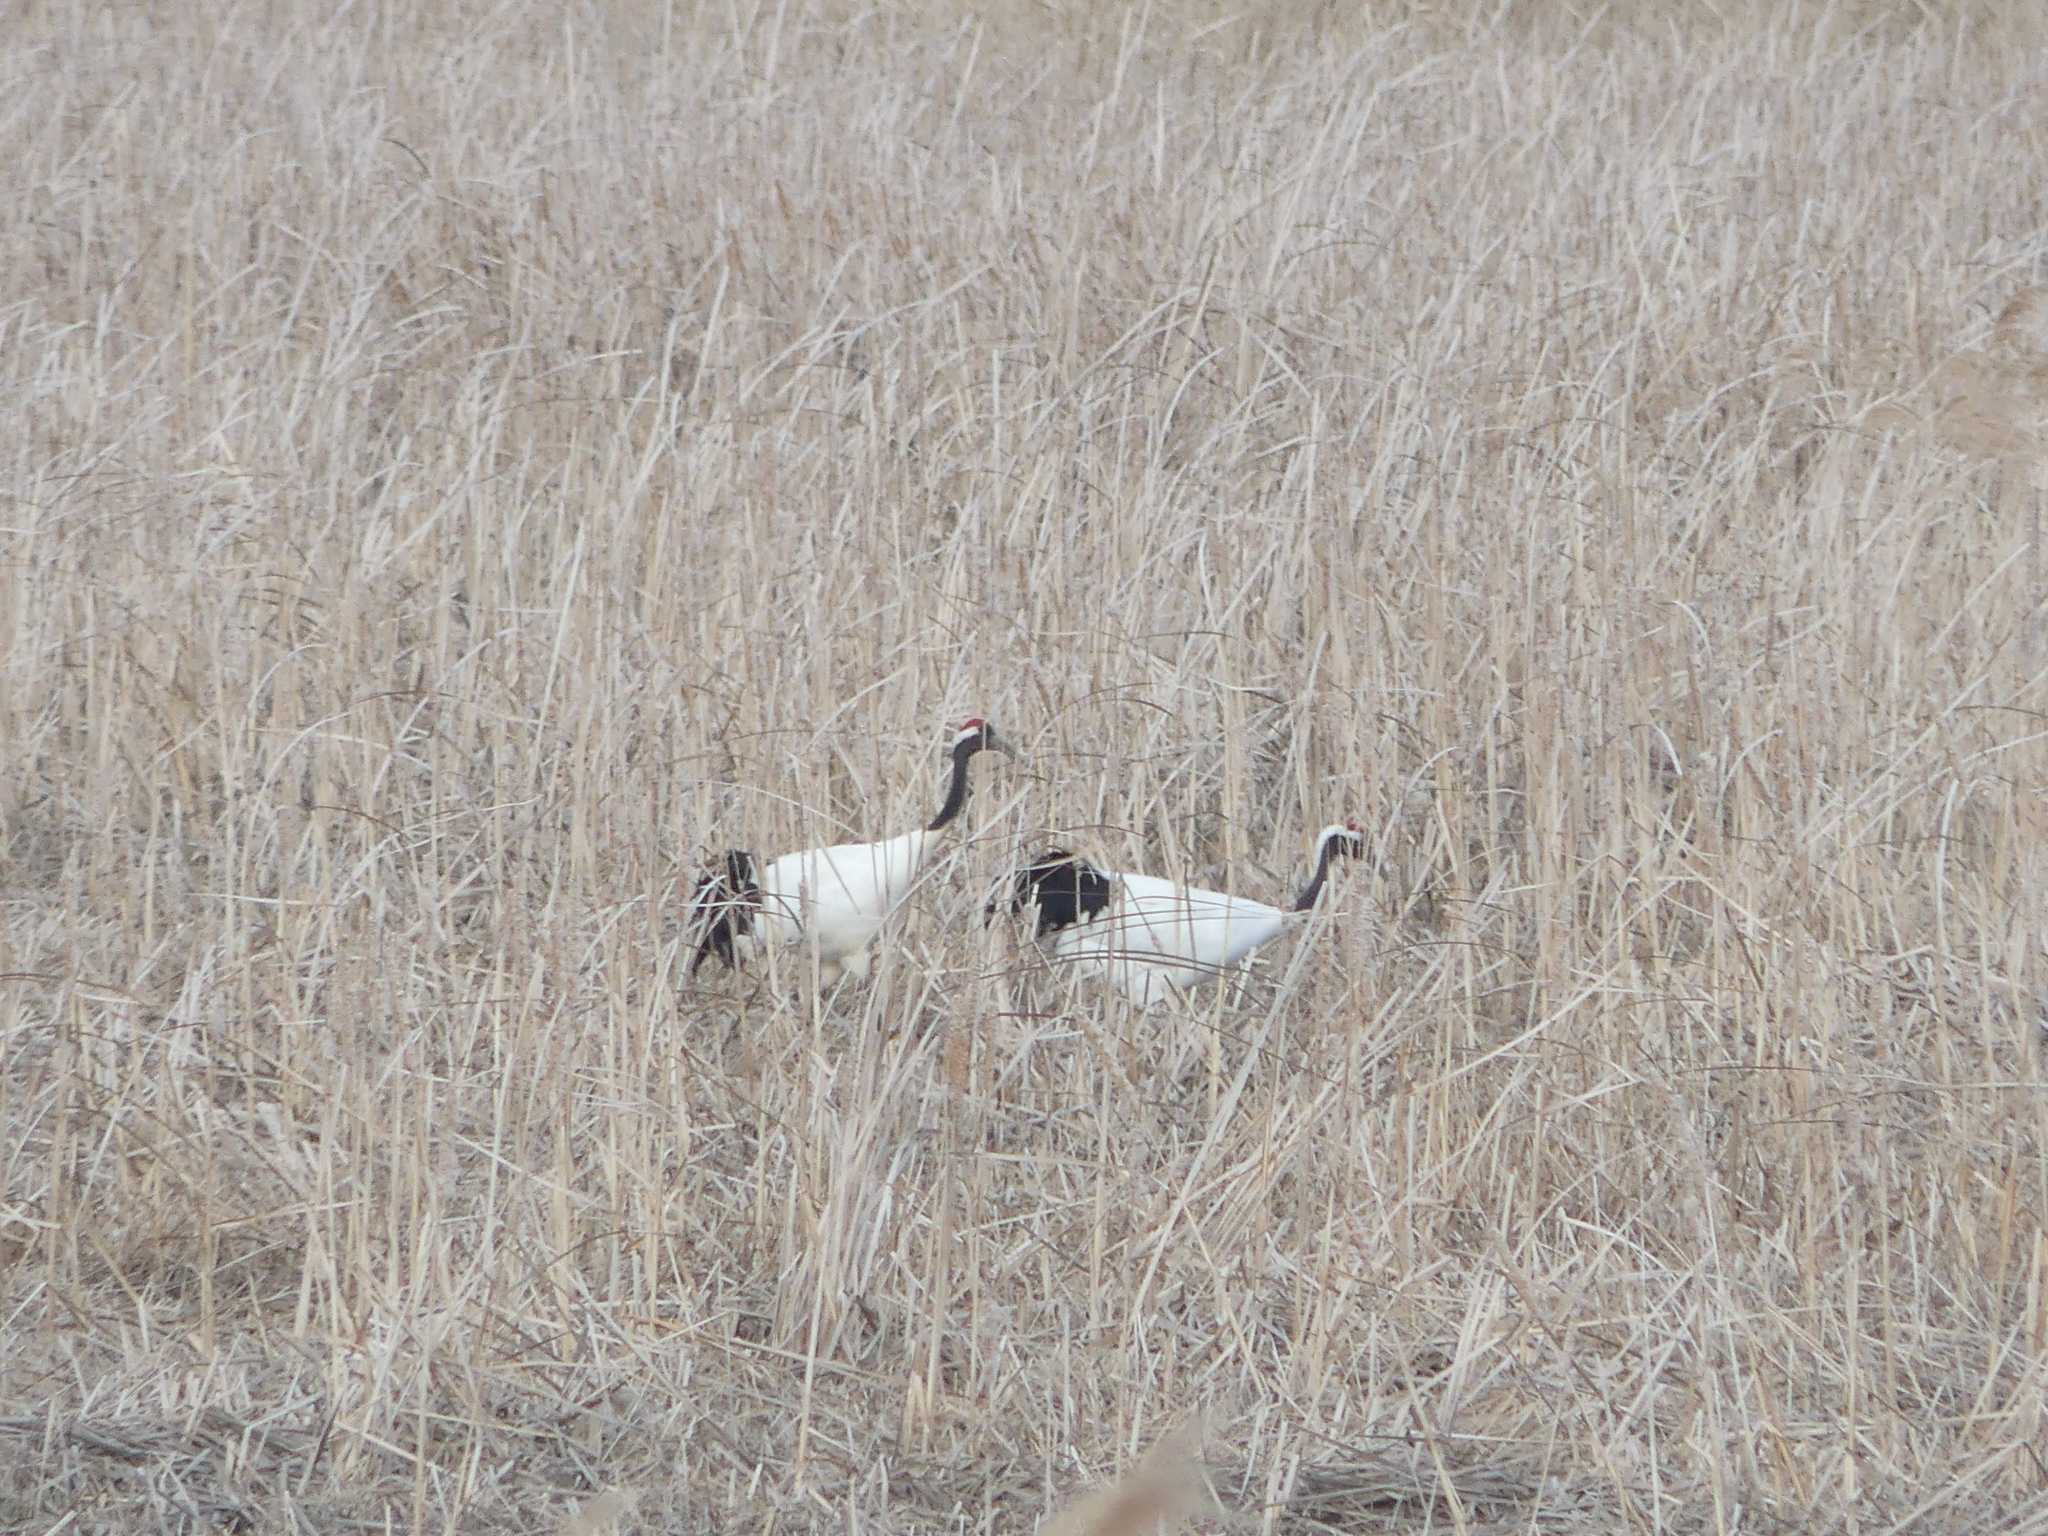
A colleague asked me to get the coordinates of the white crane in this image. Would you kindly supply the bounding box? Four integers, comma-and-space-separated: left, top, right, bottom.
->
688, 718, 1015, 986
994, 821, 1365, 1005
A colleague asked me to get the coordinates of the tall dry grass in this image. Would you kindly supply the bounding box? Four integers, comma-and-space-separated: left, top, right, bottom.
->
5, 0, 2048, 1530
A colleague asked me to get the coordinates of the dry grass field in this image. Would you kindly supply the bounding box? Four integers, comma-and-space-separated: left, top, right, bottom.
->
7, 0, 2048, 1530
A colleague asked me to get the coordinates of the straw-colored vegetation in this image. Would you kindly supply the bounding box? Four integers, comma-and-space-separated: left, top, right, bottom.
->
7, 0, 2048, 1530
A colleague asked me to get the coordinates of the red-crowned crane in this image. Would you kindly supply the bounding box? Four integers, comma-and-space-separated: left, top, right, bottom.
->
688, 718, 1016, 986
993, 821, 1365, 1005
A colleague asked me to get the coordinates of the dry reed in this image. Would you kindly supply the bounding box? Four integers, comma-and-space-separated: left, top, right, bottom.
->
5, 0, 2048, 1531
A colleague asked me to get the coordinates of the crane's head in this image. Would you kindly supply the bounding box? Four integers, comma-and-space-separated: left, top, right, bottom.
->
952, 717, 1019, 758
928, 717, 1016, 832
1319, 819, 1367, 861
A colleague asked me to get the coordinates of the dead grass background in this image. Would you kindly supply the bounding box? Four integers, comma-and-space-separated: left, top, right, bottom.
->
6, 0, 2048, 1530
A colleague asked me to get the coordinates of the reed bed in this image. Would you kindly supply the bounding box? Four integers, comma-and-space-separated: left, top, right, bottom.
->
5, 1, 2048, 1530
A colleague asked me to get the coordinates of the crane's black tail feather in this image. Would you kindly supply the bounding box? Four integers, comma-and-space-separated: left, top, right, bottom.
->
992, 851, 1115, 939
688, 850, 762, 972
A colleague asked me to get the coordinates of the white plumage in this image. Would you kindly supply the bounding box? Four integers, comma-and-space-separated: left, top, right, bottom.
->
997, 821, 1365, 1005
688, 718, 1013, 986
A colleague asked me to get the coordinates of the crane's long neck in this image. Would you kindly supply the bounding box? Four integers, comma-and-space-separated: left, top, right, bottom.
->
1291, 838, 1344, 912
925, 740, 978, 831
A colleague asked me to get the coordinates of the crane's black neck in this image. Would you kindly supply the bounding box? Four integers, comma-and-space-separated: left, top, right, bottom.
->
926, 736, 980, 831
1291, 836, 1354, 912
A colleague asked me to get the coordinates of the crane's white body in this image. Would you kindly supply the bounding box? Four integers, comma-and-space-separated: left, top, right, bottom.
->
738, 827, 935, 984
687, 719, 1011, 988
1046, 877, 1300, 1005
1007, 824, 1363, 1007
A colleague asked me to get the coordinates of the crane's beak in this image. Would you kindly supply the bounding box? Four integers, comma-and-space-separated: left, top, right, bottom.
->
988, 731, 1021, 760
